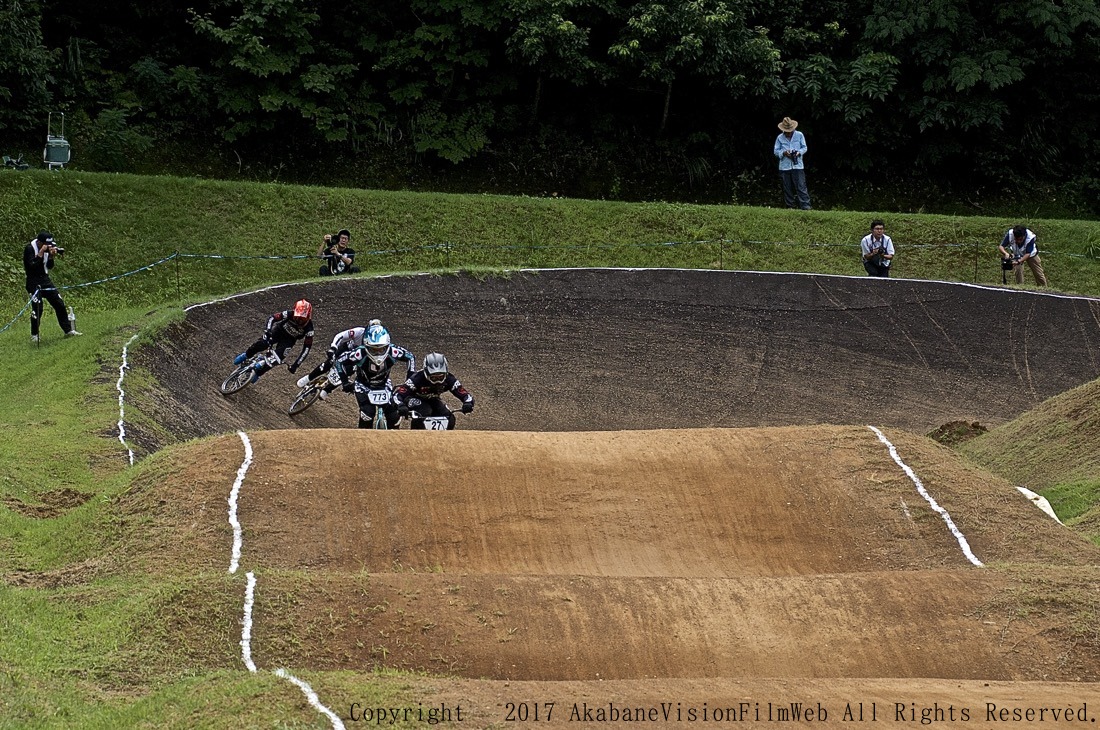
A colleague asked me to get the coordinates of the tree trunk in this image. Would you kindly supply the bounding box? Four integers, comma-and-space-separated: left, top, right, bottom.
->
660, 79, 672, 133
532, 74, 543, 123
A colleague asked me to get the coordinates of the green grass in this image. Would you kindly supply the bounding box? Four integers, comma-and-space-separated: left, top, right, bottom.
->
957, 377, 1100, 545
3, 170, 1100, 726
4, 171, 1100, 322
1043, 481, 1100, 523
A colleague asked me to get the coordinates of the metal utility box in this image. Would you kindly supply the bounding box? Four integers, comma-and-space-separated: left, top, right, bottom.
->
44, 112, 71, 170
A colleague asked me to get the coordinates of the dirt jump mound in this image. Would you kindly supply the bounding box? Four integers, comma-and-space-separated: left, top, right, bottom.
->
129, 270, 1100, 723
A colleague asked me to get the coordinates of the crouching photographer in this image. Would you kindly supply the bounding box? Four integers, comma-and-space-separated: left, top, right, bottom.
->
860, 219, 895, 277
317, 228, 360, 276
23, 230, 81, 343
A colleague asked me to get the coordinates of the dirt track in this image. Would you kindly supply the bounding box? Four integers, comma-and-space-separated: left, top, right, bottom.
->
129, 271, 1100, 727
141, 270, 1100, 440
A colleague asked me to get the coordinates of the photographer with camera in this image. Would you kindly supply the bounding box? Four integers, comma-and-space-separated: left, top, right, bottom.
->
317, 228, 360, 276
998, 225, 1048, 286
23, 230, 81, 343
773, 117, 811, 210
860, 219, 895, 277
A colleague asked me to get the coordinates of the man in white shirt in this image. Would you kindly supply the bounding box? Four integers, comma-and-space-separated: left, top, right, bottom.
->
860, 219, 895, 277
998, 225, 1048, 286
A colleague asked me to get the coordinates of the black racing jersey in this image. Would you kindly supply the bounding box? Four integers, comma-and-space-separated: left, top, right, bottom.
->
333, 345, 415, 388
393, 370, 473, 406
264, 310, 314, 369
356, 345, 416, 388
266, 310, 314, 343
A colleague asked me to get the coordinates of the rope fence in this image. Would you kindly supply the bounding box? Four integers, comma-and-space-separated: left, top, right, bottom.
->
4, 237, 1097, 335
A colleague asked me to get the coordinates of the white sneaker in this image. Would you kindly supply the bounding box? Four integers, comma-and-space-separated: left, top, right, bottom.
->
65, 330, 83, 337
31, 335, 39, 343
318, 389, 328, 401
296, 375, 310, 388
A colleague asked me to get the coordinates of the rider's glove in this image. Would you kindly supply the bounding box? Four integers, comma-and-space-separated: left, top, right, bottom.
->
461, 401, 474, 414
397, 404, 410, 417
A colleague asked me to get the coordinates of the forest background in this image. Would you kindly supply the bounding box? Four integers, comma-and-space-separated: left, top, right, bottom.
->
2, 0, 1099, 218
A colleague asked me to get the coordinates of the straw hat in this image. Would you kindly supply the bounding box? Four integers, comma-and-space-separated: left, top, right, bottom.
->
777, 117, 798, 132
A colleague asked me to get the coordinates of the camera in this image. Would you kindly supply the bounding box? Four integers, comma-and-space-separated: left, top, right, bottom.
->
1001, 257, 1014, 271
53, 246, 65, 255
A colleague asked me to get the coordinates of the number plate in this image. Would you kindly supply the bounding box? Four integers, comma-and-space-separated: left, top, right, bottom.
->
367, 389, 391, 405
327, 369, 343, 386
422, 416, 449, 431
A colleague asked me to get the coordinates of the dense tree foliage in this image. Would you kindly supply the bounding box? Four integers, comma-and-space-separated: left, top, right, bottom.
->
2, 0, 1098, 209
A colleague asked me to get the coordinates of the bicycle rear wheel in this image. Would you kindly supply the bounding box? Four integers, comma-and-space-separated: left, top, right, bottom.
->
220, 365, 253, 395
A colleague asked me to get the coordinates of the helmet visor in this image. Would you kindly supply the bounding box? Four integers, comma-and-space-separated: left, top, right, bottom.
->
427, 370, 447, 384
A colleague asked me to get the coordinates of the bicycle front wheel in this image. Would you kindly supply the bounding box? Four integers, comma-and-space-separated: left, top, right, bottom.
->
288, 385, 321, 416
220, 365, 253, 395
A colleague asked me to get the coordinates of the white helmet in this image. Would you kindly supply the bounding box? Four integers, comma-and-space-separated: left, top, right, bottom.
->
424, 352, 449, 383
364, 325, 391, 365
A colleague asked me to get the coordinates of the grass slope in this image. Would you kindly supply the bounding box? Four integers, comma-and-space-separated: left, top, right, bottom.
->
3, 171, 1100, 319
958, 377, 1100, 544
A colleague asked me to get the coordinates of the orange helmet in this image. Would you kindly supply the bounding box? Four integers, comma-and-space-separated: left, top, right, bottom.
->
291, 299, 312, 324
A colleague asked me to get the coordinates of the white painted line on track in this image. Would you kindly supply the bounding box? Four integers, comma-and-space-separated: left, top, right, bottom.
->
240, 571, 258, 672
183, 272, 436, 311
184, 282, 298, 311
228, 431, 253, 574
275, 668, 347, 730
225, 436, 343, 725
181, 268, 1100, 321
868, 426, 984, 567
1017, 486, 1064, 524
116, 334, 140, 465
505, 267, 1100, 303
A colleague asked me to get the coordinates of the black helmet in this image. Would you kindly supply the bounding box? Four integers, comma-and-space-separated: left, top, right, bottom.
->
424, 352, 448, 383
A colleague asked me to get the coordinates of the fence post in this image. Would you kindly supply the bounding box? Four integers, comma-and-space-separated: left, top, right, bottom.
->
175, 251, 181, 300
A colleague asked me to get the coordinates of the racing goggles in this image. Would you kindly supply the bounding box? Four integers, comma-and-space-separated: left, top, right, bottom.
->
427, 370, 447, 383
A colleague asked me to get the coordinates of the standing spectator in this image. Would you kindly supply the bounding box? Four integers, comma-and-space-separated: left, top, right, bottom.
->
318, 228, 360, 276
860, 219, 895, 277
998, 225, 1048, 286
773, 117, 811, 210
24, 230, 81, 343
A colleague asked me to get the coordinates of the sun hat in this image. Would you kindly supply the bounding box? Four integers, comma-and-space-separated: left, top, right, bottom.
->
778, 117, 798, 132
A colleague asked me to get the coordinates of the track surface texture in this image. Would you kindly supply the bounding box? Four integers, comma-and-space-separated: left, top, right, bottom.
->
132, 270, 1100, 727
